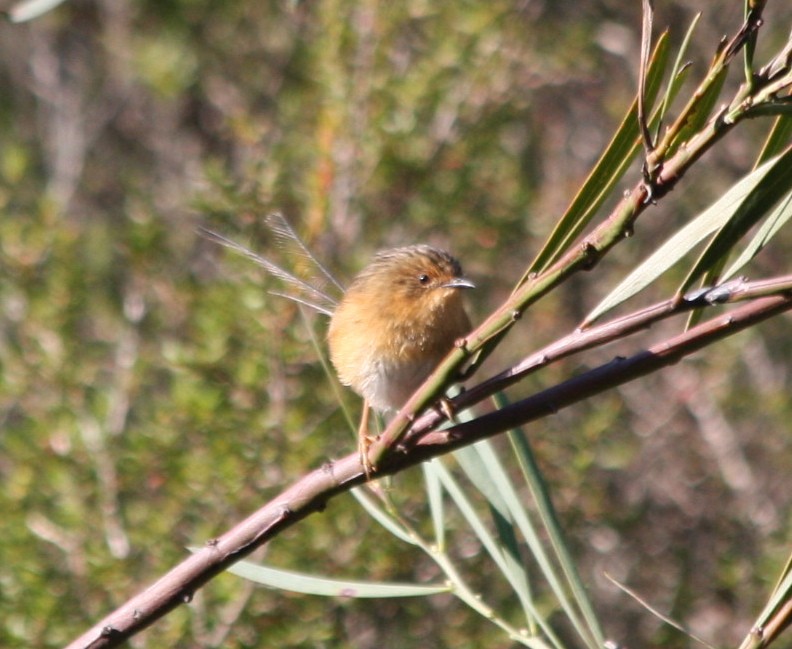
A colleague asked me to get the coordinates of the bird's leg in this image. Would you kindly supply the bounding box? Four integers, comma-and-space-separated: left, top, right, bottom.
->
357, 400, 375, 478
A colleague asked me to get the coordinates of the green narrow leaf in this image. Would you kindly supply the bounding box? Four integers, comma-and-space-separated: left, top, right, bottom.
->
723, 191, 792, 279
432, 460, 565, 647
585, 149, 792, 322
453, 443, 511, 520
454, 441, 537, 632
756, 114, 792, 166
226, 562, 450, 598
6, 0, 68, 22
655, 13, 701, 133
433, 459, 523, 594
350, 487, 418, 546
743, 103, 792, 119
454, 445, 529, 586
456, 432, 602, 648
524, 32, 671, 278
499, 397, 604, 649
680, 145, 792, 293
422, 460, 446, 549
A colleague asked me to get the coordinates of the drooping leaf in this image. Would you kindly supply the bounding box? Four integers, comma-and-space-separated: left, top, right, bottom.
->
227, 561, 450, 598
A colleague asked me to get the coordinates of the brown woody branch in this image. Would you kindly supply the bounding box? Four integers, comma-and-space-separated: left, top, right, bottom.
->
65, 287, 792, 649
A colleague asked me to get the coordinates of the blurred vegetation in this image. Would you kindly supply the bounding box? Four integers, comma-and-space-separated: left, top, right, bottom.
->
1, 1, 792, 647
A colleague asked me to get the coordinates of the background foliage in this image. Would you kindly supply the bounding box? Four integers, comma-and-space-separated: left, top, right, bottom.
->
1, 1, 792, 647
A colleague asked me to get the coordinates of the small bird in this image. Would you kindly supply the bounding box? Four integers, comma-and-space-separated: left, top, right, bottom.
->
328, 245, 474, 474
201, 220, 474, 475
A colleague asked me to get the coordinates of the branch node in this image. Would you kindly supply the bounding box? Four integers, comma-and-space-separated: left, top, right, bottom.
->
580, 242, 599, 269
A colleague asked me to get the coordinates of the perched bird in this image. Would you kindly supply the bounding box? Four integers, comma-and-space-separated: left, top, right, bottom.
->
328, 245, 474, 473
328, 245, 473, 411
202, 220, 474, 475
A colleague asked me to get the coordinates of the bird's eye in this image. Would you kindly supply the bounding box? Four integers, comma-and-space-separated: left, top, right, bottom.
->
418, 274, 430, 285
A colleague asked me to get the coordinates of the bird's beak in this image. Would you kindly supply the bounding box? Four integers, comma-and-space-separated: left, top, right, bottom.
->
442, 277, 475, 290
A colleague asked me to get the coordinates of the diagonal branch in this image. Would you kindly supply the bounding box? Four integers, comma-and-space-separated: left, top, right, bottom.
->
65, 288, 792, 649
371, 1, 789, 466
400, 274, 792, 449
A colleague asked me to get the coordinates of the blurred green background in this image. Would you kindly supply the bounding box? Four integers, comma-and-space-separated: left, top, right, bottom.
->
1, 1, 792, 647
